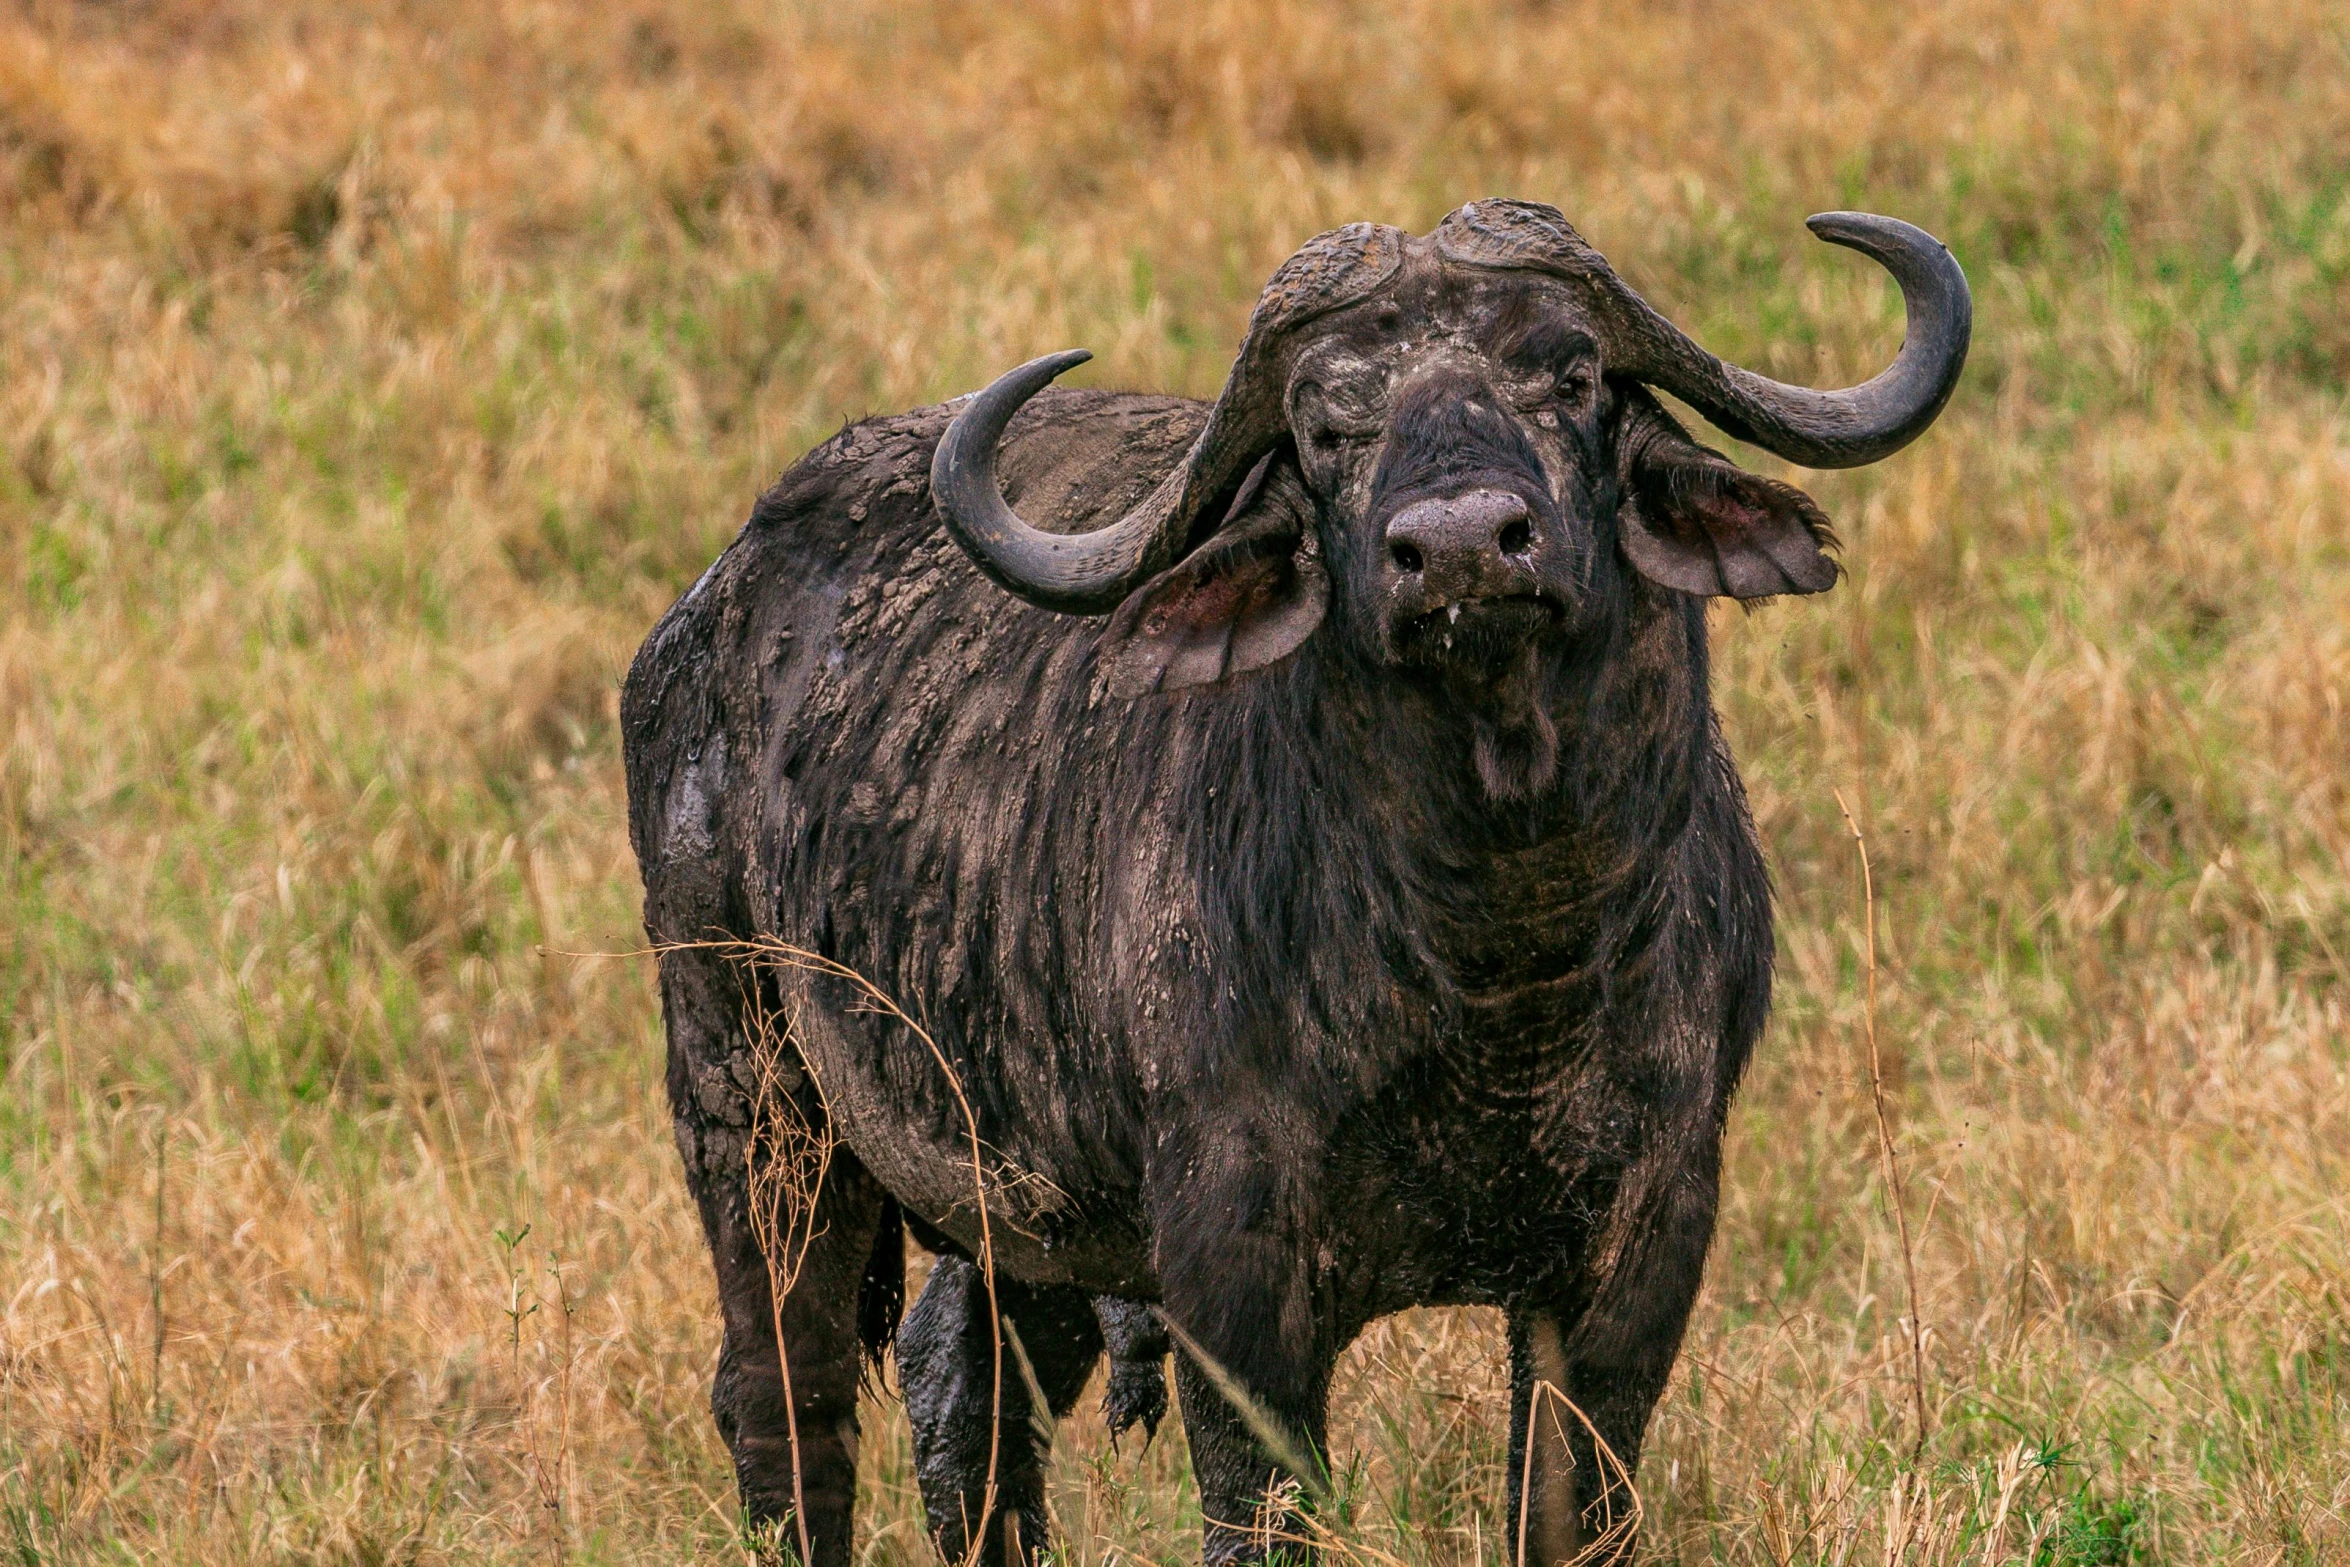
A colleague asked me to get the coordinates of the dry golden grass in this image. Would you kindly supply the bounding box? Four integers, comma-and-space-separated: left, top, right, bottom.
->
4, 0, 2348, 1561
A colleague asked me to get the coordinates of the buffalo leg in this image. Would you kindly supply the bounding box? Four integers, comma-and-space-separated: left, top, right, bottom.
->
1095, 1296, 1172, 1441
662, 944, 889, 1564
1170, 1347, 1334, 1565
1166, 1329, 1335, 1566
1155, 1150, 1336, 1565
900, 1252, 1104, 1566
1505, 1160, 1718, 1566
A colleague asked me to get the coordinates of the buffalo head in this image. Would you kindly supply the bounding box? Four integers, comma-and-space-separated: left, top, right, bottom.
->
931, 201, 1967, 762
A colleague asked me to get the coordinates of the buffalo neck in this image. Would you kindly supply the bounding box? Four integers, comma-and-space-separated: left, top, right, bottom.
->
1227, 578, 1721, 1006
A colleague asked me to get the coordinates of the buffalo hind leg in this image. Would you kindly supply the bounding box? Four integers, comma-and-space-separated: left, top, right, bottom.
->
662, 943, 892, 1565
1095, 1296, 1171, 1441
900, 1252, 1105, 1566
1507, 1161, 1718, 1567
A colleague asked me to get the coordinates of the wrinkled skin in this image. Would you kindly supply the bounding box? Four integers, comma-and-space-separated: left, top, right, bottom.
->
624, 207, 1918, 1567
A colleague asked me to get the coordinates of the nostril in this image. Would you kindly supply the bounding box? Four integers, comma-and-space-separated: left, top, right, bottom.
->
1390, 540, 1425, 573
1497, 518, 1533, 555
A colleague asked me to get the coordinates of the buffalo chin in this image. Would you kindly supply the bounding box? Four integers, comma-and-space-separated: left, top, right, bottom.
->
1394, 612, 1563, 801
1386, 600, 1564, 799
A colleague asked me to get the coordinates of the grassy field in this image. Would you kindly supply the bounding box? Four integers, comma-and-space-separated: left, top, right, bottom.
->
4, 0, 2348, 1561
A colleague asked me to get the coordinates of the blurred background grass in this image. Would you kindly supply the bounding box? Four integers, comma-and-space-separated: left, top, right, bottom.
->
2, 0, 2347, 1561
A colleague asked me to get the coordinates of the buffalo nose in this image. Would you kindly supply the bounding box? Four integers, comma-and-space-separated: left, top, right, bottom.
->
1385, 490, 1534, 583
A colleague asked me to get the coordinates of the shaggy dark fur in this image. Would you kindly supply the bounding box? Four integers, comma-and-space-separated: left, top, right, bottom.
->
623, 213, 1888, 1566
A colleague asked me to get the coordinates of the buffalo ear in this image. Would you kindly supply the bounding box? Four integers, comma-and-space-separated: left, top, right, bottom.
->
1618, 394, 1840, 600
1099, 452, 1330, 697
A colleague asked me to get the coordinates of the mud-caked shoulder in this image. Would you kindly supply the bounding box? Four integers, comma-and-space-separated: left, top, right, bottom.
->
621, 387, 1208, 891
752, 389, 1207, 547
747, 405, 958, 544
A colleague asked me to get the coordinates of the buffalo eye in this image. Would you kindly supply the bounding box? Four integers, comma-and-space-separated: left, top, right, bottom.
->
1290, 381, 1377, 461
1554, 359, 1598, 412
1497, 320, 1600, 415
1292, 385, 1334, 450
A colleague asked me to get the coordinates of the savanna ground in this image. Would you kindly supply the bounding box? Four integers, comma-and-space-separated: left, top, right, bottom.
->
4, 0, 2348, 1562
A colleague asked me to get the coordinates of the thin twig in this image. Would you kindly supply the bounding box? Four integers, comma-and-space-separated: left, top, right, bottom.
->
148, 1115, 166, 1429
497, 1225, 571, 1566
1515, 1381, 1538, 1567
662, 937, 1005, 1567
736, 959, 838, 1567
549, 1260, 576, 1562
1513, 1379, 1641, 1567
1832, 789, 1930, 1468
999, 1316, 1068, 1546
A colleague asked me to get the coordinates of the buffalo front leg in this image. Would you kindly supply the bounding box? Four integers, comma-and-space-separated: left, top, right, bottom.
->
1506, 1161, 1718, 1567
899, 1252, 1105, 1566
1154, 1145, 1337, 1565
1171, 1346, 1336, 1566
662, 944, 892, 1564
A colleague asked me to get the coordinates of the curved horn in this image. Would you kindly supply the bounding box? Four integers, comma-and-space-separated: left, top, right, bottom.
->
934, 222, 1411, 615
929, 350, 1195, 614
1614, 212, 1971, 468
1436, 202, 1970, 469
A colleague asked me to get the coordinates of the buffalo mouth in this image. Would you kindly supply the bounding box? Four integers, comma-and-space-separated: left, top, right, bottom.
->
1392, 594, 1558, 662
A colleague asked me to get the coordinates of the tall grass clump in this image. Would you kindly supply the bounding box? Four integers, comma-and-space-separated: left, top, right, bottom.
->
3, 0, 2346, 1562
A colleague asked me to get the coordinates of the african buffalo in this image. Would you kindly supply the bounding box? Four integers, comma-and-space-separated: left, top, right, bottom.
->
622, 199, 1968, 1566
